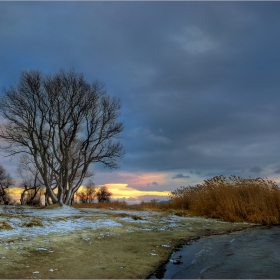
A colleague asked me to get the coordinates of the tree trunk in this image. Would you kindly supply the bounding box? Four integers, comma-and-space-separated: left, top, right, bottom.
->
20, 189, 27, 205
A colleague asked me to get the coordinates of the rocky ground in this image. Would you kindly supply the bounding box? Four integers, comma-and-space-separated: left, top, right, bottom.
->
0, 205, 253, 279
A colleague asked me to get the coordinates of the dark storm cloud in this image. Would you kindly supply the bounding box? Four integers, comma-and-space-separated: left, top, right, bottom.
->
274, 169, 280, 175
172, 174, 190, 180
190, 171, 201, 175
1, 2, 280, 182
249, 167, 263, 174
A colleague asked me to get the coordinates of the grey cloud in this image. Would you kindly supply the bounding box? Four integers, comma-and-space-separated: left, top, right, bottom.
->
129, 128, 172, 146
249, 167, 263, 174
172, 174, 190, 179
190, 171, 202, 175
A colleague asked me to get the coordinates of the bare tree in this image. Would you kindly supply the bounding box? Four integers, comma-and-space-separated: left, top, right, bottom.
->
17, 154, 56, 206
0, 69, 124, 205
21, 185, 43, 206
0, 164, 13, 205
96, 186, 112, 203
19, 170, 42, 206
76, 179, 96, 203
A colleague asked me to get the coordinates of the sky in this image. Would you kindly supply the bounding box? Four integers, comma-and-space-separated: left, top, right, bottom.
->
1, 1, 280, 203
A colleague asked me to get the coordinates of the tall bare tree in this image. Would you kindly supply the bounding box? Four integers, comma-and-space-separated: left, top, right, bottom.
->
0, 70, 124, 205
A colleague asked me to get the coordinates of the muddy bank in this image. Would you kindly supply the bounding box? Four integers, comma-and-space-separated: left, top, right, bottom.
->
0, 206, 253, 279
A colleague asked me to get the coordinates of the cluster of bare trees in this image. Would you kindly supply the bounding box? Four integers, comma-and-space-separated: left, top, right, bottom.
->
76, 181, 112, 204
76, 179, 96, 203
0, 69, 124, 205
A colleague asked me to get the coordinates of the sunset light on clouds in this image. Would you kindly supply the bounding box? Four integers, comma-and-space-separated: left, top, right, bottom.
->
102, 184, 170, 203
91, 171, 187, 203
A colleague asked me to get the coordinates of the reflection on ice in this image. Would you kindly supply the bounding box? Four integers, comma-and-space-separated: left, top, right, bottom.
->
149, 226, 280, 279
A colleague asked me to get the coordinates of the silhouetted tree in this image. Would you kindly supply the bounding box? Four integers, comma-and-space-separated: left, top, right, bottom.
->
0, 69, 124, 205
19, 176, 42, 206
0, 164, 13, 205
76, 179, 96, 203
96, 186, 112, 203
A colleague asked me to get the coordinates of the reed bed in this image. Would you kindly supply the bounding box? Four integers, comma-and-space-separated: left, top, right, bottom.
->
169, 175, 280, 225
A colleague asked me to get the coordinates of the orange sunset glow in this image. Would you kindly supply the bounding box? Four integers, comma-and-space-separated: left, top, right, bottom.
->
8, 182, 171, 204
103, 183, 170, 202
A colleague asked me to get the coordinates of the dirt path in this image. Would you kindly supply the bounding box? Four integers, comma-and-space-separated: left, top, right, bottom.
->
0, 206, 253, 279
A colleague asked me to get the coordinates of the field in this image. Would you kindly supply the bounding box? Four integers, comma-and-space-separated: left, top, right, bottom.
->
0, 204, 252, 279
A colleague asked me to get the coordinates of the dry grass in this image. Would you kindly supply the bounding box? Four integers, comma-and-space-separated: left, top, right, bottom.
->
169, 176, 280, 225
23, 219, 43, 227
73, 200, 168, 212
73, 201, 136, 210
0, 221, 13, 230
73, 200, 193, 217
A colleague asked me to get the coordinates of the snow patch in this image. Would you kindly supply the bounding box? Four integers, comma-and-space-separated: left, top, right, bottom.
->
29, 205, 85, 217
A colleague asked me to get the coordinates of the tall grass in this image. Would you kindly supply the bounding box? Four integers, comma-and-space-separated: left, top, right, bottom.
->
169, 176, 280, 225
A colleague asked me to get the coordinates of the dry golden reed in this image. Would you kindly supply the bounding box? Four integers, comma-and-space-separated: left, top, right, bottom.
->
73, 200, 138, 210
169, 175, 280, 225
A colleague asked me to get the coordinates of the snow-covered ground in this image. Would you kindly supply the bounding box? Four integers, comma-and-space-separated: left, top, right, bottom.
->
0, 205, 249, 240
0, 205, 124, 239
